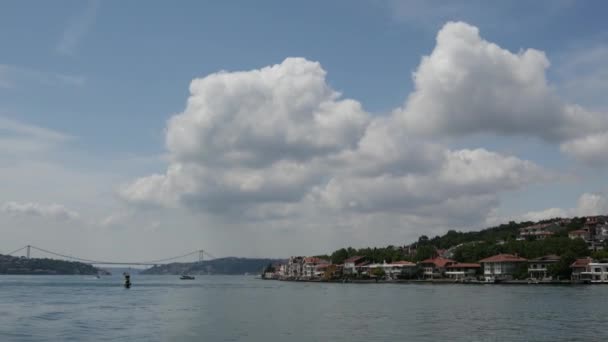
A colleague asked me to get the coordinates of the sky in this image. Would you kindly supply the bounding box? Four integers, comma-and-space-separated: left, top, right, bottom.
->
1, 0, 608, 261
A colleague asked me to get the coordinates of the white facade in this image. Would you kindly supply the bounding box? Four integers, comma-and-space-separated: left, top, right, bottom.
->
482, 262, 522, 282
362, 262, 416, 278
445, 266, 479, 279
580, 262, 608, 283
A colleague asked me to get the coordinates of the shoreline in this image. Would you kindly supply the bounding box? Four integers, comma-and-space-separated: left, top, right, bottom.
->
262, 278, 597, 285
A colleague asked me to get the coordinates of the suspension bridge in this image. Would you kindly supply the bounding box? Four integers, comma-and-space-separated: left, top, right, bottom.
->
4, 245, 217, 266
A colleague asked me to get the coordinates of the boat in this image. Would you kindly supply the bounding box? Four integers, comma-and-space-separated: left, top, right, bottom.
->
180, 275, 195, 280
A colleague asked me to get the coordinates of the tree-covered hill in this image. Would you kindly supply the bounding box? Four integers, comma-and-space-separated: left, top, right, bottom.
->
141, 257, 284, 275
0, 254, 102, 275
324, 216, 593, 265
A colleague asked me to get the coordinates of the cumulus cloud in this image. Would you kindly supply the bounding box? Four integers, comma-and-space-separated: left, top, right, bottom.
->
518, 193, 608, 222
120, 21, 608, 236
1, 201, 79, 221
397, 22, 608, 142
561, 132, 608, 167
121, 57, 369, 210
122, 52, 550, 229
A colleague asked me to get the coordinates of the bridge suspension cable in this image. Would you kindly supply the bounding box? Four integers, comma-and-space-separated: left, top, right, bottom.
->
4, 245, 217, 265
6, 246, 27, 256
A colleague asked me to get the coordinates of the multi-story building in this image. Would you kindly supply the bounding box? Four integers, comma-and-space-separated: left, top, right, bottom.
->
445, 263, 480, 280
579, 261, 608, 283
479, 254, 527, 282
302, 257, 329, 278
343, 256, 366, 275
419, 257, 455, 279
528, 254, 560, 280
518, 223, 559, 240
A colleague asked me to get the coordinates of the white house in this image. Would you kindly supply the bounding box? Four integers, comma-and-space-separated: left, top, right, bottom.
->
419, 257, 455, 279
343, 256, 366, 275
479, 254, 527, 282
528, 255, 560, 280
445, 263, 480, 280
579, 262, 608, 283
302, 257, 329, 278
361, 261, 417, 279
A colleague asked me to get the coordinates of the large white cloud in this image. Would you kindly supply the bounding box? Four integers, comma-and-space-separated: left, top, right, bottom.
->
397, 21, 608, 146
561, 131, 608, 167
121, 58, 369, 210
166, 57, 369, 166
1, 201, 79, 221
124, 22, 608, 233
121, 53, 550, 229
518, 192, 608, 222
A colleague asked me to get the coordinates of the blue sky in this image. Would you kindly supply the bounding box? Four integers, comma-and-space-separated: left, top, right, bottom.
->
1, 1, 608, 259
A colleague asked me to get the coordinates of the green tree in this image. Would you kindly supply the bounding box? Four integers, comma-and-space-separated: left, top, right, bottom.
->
513, 263, 529, 280
547, 253, 576, 280
370, 267, 385, 279
414, 245, 436, 261
330, 248, 349, 264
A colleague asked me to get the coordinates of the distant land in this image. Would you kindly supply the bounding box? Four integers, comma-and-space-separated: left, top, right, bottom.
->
141, 257, 284, 275
0, 254, 105, 275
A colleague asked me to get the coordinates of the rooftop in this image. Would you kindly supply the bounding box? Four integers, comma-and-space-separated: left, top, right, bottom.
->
479, 254, 527, 263
570, 257, 592, 268
344, 256, 365, 263
420, 257, 455, 268
304, 257, 329, 264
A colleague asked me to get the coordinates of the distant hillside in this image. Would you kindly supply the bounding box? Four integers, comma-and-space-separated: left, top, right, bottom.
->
141, 257, 284, 275
0, 254, 102, 275
324, 217, 592, 264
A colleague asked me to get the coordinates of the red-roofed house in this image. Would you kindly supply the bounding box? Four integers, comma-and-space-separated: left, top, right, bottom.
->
303, 257, 329, 278
528, 255, 560, 280
419, 257, 455, 279
570, 257, 593, 281
445, 263, 481, 280
569, 229, 591, 241
479, 254, 527, 282
343, 256, 366, 275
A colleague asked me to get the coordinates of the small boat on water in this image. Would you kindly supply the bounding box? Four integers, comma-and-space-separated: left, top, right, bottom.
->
180, 275, 195, 280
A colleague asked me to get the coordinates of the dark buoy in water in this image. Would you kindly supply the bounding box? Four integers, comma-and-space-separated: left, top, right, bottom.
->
123, 272, 131, 288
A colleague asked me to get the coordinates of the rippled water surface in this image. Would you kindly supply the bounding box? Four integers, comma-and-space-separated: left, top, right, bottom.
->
1, 275, 607, 341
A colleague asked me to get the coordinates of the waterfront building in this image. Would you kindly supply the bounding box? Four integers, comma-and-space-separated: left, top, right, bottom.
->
286, 256, 305, 278
419, 257, 455, 279
479, 254, 527, 282
302, 257, 329, 278
343, 256, 366, 275
578, 261, 608, 283
445, 263, 480, 280
528, 255, 560, 280
361, 261, 417, 279
570, 257, 593, 281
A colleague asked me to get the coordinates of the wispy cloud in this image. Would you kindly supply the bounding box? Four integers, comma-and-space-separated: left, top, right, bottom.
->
1, 201, 79, 221
0, 64, 85, 88
55, 0, 100, 56
0, 116, 73, 156
0, 116, 72, 142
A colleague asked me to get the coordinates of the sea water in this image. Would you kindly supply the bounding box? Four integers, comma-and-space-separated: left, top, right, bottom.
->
0, 275, 605, 341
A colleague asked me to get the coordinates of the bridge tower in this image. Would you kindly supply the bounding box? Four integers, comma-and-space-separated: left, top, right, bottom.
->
26, 245, 31, 259
198, 250, 204, 262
